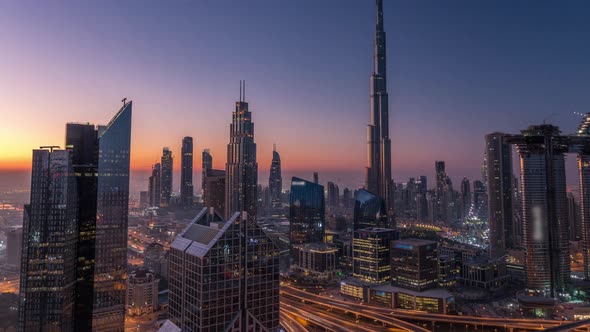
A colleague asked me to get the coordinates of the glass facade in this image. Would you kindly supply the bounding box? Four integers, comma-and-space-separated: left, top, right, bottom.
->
181, 137, 194, 207
352, 228, 397, 284
289, 177, 325, 245
19, 149, 78, 332
353, 189, 388, 230
169, 210, 280, 331
509, 125, 569, 297
66, 123, 99, 331
391, 239, 439, 291
486, 132, 514, 259
225, 89, 258, 219
92, 102, 132, 331
160, 147, 173, 207
269, 147, 282, 208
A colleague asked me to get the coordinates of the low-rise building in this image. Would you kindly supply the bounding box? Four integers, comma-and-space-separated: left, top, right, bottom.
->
292, 242, 338, 279
126, 267, 159, 316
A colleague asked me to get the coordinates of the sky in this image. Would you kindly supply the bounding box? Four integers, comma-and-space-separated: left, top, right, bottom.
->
1, 0, 589, 191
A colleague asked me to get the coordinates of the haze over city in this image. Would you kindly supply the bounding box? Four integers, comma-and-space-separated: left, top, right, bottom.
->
2, 0, 589, 189
3, 1, 590, 332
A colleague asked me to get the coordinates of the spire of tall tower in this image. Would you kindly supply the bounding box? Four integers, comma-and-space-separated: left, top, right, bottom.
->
376, 0, 384, 32
365, 0, 392, 227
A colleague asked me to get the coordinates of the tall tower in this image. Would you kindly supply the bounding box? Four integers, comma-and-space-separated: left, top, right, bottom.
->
180, 137, 193, 207
365, 0, 392, 217
160, 147, 173, 206
225, 81, 258, 219
19, 148, 78, 332
202, 149, 212, 198
508, 125, 569, 298
269, 144, 282, 208
486, 132, 514, 259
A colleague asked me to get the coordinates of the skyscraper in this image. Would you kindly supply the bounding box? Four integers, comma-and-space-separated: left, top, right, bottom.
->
365, 0, 392, 216
91, 101, 132, 331
202, 149, 212, 197
352, 228, 397, 284
203, 168, 226, 215
486, 132, 514, 259
19, 148, 78, 332
225, 81, 258, 219
180, 137, 194, 207
289, 177, 325, 245
508, 125, 569, 297
435, 161, 446, 196
149, 163, 161, 207
58, 101, 132, 331
161, 147, 173, 207
327, 181, 340, 208
460, 177, 471, 219
269, 144, 282, 208
353, 189, 388, 230
6, 227, 22, 267
169, 209, 280, 331
391, 239, 439, 292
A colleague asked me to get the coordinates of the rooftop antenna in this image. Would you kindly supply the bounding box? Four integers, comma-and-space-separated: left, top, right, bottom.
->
239, 80, 242, 102
243, 80, 246, 101
273, 143, 276, 152
122, 97, 127, 106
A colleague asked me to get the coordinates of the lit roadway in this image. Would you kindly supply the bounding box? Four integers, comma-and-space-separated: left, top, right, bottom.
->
0, 276, 19, 293
280, 286, 587, 332
281, 298, 394, 332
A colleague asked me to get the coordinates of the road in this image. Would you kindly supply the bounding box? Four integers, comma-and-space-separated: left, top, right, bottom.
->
281, 285, 582, 331
0, 276, 19, 293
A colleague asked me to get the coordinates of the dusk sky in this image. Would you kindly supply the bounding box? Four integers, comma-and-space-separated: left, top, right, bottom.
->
1, 0, 589, 190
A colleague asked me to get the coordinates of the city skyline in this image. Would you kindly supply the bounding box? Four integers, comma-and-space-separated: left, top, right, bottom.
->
2, 1, 589, 188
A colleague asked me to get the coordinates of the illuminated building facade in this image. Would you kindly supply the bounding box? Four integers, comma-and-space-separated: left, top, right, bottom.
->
486, 132, 514, 259
160, 147, 173, 207
225, 81, 258, 219
353, 189, 388, 230
169, 210, 280, 331
126, 268, 159, 316
508, 125, 569, 297
352, 228, 397, 284
365, 0, 393, 218
292, 243, 338, 277
180, 136, 193, 207
19, 148, 78, 332
289, 177, 325, 245
391, 239, 438, 292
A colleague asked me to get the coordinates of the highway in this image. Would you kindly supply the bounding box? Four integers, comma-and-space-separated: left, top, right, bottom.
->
281, 285, 586, 332
0, 276, 19, 293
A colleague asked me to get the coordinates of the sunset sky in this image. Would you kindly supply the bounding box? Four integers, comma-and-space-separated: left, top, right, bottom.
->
1, 0, 589, 189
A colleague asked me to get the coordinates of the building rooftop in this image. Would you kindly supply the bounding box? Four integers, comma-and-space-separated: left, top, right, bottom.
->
355, 227, 397, 233
393, 238, 437, 246
292, 242, 338, 253
170, 209, 239, 258
372, 284, 453, 299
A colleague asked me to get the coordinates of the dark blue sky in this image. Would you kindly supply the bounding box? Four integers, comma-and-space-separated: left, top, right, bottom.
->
2, 0, 589, 189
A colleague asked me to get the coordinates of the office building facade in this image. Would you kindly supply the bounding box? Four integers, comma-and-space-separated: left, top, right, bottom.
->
391, 239, 439, 292
181, 137, 194, 207
225, 81, 258, 219
289, 177, 325, 245
169, 209, 280, 331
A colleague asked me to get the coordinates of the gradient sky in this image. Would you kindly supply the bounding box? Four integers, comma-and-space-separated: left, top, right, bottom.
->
1, 1, 589, 190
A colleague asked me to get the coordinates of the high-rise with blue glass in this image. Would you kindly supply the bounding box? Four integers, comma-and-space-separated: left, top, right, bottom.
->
289, 177, 325, 245
353, 189, 388, 230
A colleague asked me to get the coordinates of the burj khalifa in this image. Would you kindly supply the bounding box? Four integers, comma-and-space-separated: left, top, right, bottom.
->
365, 0, 392, 219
